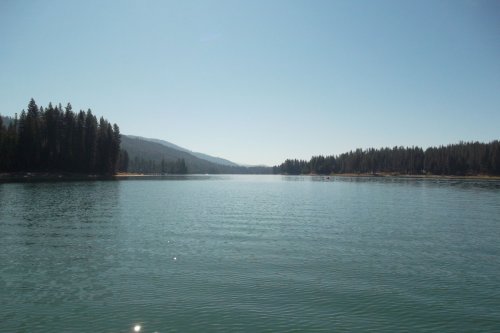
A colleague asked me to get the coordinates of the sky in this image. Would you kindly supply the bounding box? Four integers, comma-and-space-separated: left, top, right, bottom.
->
0, 0, 499, 166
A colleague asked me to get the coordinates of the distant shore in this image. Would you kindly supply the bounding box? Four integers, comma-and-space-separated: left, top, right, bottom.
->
1, 172, 500, 183
114, 172, 146, 177
113, 172, 500, 180
324, 173, 500, 180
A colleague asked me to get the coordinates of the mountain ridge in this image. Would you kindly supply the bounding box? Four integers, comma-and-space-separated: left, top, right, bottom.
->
121, 135, 272, 174
126, 135, 239, 167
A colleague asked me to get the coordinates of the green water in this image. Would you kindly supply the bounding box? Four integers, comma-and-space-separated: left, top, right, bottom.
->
1, 175, 499, 332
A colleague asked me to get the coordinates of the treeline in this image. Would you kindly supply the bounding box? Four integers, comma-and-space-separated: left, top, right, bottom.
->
275, 141, 500, 176
0, 98, 124, 174
128, 157, 188, 174
125, 156, 272, 175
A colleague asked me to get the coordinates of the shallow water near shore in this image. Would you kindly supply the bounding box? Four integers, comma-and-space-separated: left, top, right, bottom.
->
1, 175, 499, 332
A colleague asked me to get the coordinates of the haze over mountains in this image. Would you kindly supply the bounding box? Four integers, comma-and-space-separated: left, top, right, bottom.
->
127, 135, 239, 167
121, 135, 272, 174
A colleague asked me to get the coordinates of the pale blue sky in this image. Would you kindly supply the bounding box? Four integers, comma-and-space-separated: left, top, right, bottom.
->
1, 0, 499, 166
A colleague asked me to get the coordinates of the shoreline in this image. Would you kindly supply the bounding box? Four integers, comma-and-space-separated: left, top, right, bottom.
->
0, 172, 196, 182
0, 172, 116, 183
114, 172, 146, 177
324, 173, 500, 180
1, 172, 500, 183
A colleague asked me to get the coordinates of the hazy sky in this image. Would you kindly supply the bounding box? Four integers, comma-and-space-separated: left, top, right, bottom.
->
1, 0, 499, 166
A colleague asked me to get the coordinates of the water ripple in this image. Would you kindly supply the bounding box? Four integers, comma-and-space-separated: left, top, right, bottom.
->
1, 176, 499, 331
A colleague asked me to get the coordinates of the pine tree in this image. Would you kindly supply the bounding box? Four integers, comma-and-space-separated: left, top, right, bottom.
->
85, 110, 98, 173
118, 149, 129, 172
111, 124, 121, 173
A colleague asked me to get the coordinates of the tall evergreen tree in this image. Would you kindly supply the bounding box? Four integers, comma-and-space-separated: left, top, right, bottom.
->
74, 110, 86, 172
85, 110, 98, 173
118, 149, 129, 172
0, 100, 123, 174
111, 124, 121, 173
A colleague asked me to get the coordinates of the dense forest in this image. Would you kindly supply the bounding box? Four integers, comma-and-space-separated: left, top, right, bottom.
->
0, 99, 124, 174
275, 141, 500, 176
125, 154, 271, 175
128, 156, 188, 174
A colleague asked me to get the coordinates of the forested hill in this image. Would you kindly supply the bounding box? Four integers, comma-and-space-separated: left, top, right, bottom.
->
121, 135, 272, 174
0, 99, 271, 175
275, 141, 500, 176
0, 99, 123, 174
127, 135, 239, 167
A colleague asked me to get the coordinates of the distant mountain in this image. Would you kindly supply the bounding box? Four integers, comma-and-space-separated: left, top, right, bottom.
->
121, 135, 271, 174
127, 135, 239, 167
190, 151, 239, 167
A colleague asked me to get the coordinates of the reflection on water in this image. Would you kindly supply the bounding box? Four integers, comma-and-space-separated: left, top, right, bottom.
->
1, 176, 499, 332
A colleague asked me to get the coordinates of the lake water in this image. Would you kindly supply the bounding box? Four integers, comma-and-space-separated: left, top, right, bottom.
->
1, 175, 500, 332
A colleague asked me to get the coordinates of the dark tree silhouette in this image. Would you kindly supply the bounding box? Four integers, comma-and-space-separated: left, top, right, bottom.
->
0, 99, 122, 174
276, 141, 500, 176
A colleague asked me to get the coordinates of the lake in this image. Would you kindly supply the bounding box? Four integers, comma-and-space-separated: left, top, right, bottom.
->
1, 175, 499, 332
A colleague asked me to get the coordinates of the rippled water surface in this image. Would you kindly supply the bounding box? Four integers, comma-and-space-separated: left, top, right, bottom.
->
1, 175, 500, 332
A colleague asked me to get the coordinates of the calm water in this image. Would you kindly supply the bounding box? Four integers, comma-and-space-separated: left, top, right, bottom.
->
1, 175, 500, 332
